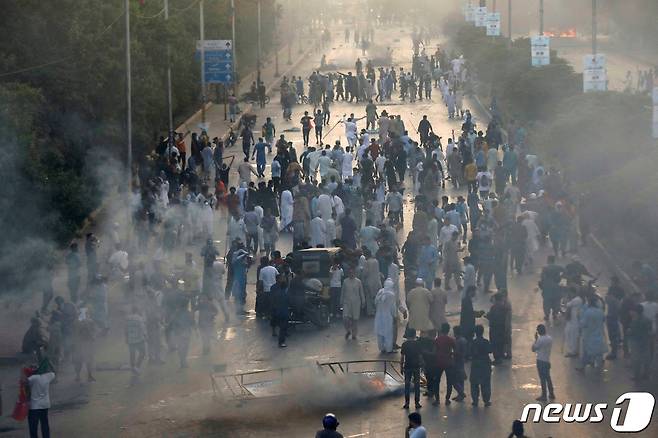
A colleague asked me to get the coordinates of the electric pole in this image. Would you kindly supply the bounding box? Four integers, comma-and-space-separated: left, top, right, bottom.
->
274, 7, 279, 77
231, 0, 237, 93
125, 0, 132, 193
592, 0, 597, 55
200, 0, 206, 125
508, 0, 512, 39
257, 0, 262, 85
164, 0, 173, 144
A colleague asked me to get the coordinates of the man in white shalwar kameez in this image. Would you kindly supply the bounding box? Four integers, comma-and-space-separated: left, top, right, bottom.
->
360, 222, 381, 256
325, 218, 337, 247
227, 214, 246, 245
310, 215, 327, 247
343, 117, 358, 147
279, 190, 294, 231
375, 279, 397, 353
200, 201, 214, 239
388, 260, 407, 348
341, 149, 354, 180
564, 293, 584, 357
362, 254, 383, 316
333, 195, 345, 220
317, 193, 334, 221
236, 182, 248, 216
521, 212, 541, 266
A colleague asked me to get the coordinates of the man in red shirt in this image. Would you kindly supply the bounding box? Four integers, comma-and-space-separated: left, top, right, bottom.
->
433, 322, 456, 405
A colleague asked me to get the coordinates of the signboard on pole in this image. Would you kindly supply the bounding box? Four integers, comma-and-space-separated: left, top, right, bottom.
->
653, 78, 658, 139
465, 5, 476, 22
531, 36, 550, 66
486, 12, 501, 36
475, 7, 488, 27
583, 54, 607, 92
196, 39, 234, 84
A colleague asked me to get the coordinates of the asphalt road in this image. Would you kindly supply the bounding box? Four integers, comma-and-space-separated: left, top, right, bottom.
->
0, 25, 655, 438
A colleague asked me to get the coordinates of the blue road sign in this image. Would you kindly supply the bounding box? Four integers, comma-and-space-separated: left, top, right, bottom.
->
196, 42, 234, 84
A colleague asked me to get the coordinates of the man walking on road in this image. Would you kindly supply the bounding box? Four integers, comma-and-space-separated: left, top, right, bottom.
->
270, 273, 290, 348
125, 306, 147, 375
27, 364, 56, 438
539, 256, 563, 322
252, 137, 268, 178
417, 115, 433, 146
401, 328, 423, 410
341, 269, 365, 340
262, 117, 276, 153
241, 125, 254, 160
301, 111, 313, 147
470, 324, 493, 407
532, 323, 555, 401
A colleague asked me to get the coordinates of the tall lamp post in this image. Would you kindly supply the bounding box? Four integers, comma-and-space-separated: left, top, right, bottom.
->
125, 0, 132, 193
274, 6, 279, 77
164, 0, 173, 144
200, 0, 206, 125
592, 0, 597, 55
257, 0, 262, 85
508, 0, 512, 39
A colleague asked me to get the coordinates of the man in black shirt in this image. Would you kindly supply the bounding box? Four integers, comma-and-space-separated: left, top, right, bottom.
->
470, 324, 493, 406
417, 115, 433, 146
539, 255, 564, 321
241, 126, 254, 160
401, 328, 423, 409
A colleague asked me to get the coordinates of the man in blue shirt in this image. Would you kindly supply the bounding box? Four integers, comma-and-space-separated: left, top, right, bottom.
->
252, 137, 268, 178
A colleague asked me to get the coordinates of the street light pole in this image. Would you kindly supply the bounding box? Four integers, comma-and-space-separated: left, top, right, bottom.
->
592, 0, 597, 55
231, 0, 238, 93
274, 7, 279, 77
298, 0, 303, 54
164, 0, 173, 143
508, 0, 512, 39
539, 0, 544, 36
287, 27, 292, 65
257, 0, 262, 85
200, 0, 206, 126
125, 0, 132, 192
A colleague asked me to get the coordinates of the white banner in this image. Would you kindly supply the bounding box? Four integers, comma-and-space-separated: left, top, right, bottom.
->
475, 7, 488, 27
486, 12, 501, 36
531, 36, 550, 66
196, 39, 232, 51
583, 54, 607, 92
465, 5, 476, 22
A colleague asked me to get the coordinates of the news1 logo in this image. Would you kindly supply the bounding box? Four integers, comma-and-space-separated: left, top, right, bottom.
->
520, 392, 655, 433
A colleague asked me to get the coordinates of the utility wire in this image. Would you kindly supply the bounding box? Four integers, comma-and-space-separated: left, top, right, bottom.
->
0, 5, 139, 79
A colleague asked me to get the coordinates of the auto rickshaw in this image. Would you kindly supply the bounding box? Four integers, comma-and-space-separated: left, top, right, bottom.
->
288, 247, 343, 328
